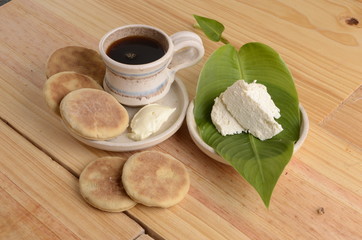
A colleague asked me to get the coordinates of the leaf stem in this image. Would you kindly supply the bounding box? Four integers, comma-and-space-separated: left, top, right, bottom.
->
220, 36, 229, 44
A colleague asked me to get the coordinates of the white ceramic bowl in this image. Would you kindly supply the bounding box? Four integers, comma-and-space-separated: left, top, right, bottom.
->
186, 101, 309, 165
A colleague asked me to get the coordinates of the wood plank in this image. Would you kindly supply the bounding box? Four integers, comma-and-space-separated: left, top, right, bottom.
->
128, 195, 249, 240
0, 121, 144, 240
0, 173, 78, 240
292, 122, 362, 213
320, 85, 362, 148
135, 234, 154, 240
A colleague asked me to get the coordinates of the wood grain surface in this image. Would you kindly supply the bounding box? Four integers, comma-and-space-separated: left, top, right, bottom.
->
0, 0, 361, 239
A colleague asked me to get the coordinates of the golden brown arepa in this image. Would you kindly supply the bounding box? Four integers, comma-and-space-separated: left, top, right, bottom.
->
122, 151, 190, 208
79, 156, 137, 212
43, 71, 102, 115
46, 46, 106, 85
60, 88, 129, 140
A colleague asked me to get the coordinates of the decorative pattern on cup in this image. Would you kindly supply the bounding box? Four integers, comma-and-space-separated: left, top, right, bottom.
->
106, 62, 169, 78
104, 75, 169, 98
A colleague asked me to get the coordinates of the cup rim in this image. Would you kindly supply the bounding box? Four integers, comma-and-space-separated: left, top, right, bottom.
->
99, 24, 174, 69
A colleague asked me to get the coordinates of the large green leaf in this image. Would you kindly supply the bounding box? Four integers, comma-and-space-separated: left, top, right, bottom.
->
194, 43, 300, 207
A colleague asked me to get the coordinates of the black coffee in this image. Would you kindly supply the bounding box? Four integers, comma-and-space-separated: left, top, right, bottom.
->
106, 36, 165, 64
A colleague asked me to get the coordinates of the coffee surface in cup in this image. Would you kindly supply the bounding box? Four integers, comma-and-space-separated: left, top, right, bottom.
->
106, 36, 165, 65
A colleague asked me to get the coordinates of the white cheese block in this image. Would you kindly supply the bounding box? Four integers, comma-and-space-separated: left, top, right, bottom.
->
221, 80, 283, 140
211, 94, 245, 136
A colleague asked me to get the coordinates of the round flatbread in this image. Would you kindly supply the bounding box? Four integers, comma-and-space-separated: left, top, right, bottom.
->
122, 151, 190, 208
43, 71, 102, 115
79, 156, 137, 212
60, 88, 129, 140
46, 46, 106, 85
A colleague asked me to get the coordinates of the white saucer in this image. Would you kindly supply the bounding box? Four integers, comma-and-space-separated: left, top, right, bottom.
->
186, 100, 309, 165
64, 77, 189, 151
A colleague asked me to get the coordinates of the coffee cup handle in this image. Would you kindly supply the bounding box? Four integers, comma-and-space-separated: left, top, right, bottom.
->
168, 31, 205, 76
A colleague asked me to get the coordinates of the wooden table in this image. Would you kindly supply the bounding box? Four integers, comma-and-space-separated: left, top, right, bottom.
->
1, 0, 361, 239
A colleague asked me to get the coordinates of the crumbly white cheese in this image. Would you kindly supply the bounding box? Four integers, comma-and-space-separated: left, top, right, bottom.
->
211, 94, 245, 136
128, 104, 176, 141
212, 80, 283, 140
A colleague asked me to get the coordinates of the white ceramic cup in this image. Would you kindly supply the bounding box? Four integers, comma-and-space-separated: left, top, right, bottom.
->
99, 24, 204, 106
